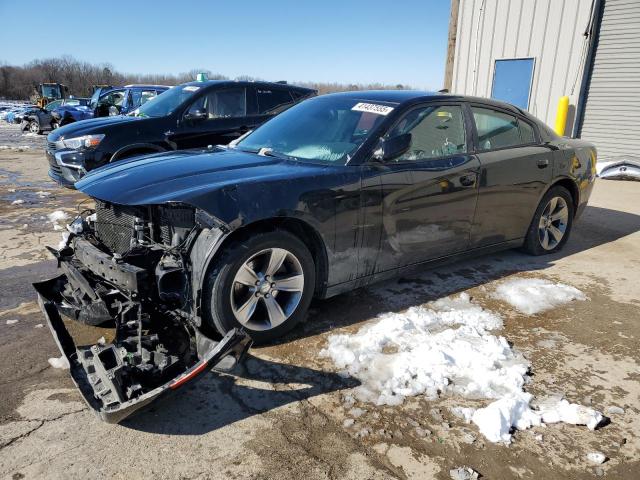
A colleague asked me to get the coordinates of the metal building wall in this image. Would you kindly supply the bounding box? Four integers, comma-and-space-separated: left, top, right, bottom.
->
578, 0, 640, 160
451, 0, 593, 128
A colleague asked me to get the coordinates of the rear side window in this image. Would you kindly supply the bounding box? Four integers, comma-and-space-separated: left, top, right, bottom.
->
472, 107, 521, 150
257, 89, 294, 114
212, 88, 246, 118
185, 88, 247, 119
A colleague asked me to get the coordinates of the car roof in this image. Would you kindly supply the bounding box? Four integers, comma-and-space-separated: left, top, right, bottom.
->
123, 84, 172, 89
326, 90, 528, 116
181, 80, 315, 93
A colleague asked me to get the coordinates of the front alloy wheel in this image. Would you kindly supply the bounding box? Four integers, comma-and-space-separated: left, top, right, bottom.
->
230, 248, 305, 331
204, 230, 316, 343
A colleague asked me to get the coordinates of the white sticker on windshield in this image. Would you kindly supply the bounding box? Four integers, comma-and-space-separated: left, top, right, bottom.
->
352, 102, 394, 116
183, 86, 200, 92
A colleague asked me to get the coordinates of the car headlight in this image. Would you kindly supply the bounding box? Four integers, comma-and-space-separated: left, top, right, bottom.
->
62, 134, 105, 150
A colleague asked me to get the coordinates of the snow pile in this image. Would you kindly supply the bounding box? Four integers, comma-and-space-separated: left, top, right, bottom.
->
493, 278, 587, 314
470, 394, 603, 443
449, 466, 479, 480
48, 210, 69, 224
322, 291, 602, 443
11, 199, 24, 205
48, 355, 70, 369
322, 293, 514, 406
6, 319, 18, 325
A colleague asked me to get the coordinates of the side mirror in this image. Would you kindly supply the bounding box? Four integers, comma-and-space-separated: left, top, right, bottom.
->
184, 109, 207, 122
374, 133, 412, 161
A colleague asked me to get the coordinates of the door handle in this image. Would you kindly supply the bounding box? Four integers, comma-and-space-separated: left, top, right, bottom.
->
459, 174, 476, 187
537, 158, 549, 169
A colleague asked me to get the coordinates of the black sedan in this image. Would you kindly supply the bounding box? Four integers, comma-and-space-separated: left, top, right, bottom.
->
34, 90, 596, 421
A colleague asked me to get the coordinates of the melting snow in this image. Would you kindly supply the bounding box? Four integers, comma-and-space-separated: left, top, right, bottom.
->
6, 319, 18, 325
587, 452, 607, 464
48, 355, 70, 369
11, 199, 24, 205
48, 210, 69, 224
322, 287, 602, 443
493, 278, 587, 314
57, 232, 70, 250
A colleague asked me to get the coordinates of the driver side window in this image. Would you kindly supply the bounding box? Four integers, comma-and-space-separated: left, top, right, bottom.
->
388, 105, 467, 162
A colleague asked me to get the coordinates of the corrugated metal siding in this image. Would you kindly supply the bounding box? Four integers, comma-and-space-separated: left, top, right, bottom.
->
451, 0, 593, 127
579, 0, 640, 160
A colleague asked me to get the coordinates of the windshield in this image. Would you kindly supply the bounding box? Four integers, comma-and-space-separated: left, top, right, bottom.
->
236, 96, 393, 164
135, 85, 199, 118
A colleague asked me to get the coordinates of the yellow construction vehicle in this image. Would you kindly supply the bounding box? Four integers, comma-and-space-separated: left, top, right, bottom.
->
32, 83, 68, 108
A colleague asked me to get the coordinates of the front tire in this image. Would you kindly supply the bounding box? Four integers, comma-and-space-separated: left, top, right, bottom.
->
203, 230, 316, 343
522, 185, 574, 255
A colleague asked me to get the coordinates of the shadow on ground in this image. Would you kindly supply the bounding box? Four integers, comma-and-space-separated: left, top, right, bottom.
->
122, 354, 358, 435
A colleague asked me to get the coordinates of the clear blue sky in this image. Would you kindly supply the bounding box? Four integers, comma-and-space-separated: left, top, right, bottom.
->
0, 0, 450, 89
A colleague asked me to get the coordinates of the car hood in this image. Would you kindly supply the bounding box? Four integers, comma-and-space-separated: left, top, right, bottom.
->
50, 115, 147, 139
75, 149, 328, 210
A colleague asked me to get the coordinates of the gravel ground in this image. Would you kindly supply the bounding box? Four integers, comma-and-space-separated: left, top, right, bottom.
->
0, 123, 638, 479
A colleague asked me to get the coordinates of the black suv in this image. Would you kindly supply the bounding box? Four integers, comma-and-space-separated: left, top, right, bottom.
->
46, 80, 316, 187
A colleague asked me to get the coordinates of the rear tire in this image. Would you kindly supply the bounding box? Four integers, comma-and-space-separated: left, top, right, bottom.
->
522, 185, 574, 255
202, 230, 316, 343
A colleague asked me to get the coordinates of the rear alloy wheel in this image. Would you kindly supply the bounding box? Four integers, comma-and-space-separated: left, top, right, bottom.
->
523, 186, 574, 255
538, 196, 569, 250
29, 120, 40, 134
204, 230, 315, 343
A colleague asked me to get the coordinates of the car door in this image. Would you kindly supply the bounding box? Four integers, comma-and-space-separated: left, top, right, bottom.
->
172, 87, 249, 149
361, 103, 480, 274
468, 105, 553, 247
95, 89, 126, 117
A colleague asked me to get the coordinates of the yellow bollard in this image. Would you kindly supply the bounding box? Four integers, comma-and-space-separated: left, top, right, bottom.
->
554, 96, 570, 136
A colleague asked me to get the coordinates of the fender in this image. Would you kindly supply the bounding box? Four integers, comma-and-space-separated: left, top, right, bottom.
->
110, 142, 169, 162
188, 209, 330, 323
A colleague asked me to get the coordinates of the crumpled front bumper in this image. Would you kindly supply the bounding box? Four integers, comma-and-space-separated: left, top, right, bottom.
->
34, 275, 252, 424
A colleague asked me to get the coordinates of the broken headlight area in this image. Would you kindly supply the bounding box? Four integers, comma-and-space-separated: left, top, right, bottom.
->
34, 201, 251, 423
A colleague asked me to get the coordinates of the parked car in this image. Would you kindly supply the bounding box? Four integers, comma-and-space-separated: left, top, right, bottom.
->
46, 80, 316, 186
34, 90, 596, 422
50, 85, 170, 128
21, 98, 92, 134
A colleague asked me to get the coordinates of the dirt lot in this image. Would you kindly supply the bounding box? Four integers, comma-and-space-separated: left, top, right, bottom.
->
0, 123, 638, 479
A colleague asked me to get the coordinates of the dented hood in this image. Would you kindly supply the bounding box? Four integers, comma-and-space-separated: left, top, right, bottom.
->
75, 149, 313, 208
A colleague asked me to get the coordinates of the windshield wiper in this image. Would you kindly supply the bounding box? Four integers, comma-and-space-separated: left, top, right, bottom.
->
257, 148, 297, 160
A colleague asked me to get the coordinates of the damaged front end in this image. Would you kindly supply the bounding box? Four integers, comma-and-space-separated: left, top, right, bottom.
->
34, 201, 250, 423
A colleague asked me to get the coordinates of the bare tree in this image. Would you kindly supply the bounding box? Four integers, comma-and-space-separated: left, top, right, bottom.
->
0, 56, 410, 100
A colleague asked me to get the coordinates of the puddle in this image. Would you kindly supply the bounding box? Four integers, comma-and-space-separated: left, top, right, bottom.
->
0, 168, 52, 189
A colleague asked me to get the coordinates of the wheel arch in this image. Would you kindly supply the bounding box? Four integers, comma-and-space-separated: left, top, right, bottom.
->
200, 216, 329, 300
110, 143, 167, 162
542, 177, 580, 217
